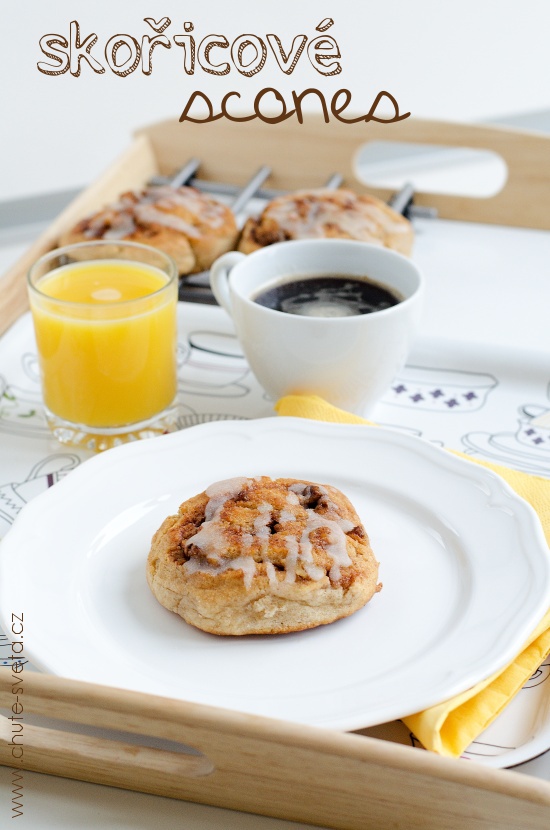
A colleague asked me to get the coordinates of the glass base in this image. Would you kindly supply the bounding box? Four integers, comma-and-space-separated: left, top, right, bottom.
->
44, 402, 182, 452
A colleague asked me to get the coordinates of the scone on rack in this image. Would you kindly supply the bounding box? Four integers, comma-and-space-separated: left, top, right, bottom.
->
146, 476, 381, 636
59, 185, 239, 274
238, 187, 413, 256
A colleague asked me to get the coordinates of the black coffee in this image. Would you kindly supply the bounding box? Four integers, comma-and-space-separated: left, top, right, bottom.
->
253, 275, 401, 317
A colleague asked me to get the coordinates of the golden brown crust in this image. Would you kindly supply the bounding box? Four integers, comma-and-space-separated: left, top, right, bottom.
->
146, 476, 381, 635
238, 188, 413, 256
59, 186, 239, 274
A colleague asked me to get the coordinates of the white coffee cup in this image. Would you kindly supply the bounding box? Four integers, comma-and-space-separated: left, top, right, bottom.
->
210, 239, 424, 414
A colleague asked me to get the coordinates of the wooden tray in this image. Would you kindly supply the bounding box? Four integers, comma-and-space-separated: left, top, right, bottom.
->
2, 672, 550, 830
2, 116, 550, 828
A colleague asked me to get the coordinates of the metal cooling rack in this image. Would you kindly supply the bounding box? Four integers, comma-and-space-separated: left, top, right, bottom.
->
149, 160, 436, 304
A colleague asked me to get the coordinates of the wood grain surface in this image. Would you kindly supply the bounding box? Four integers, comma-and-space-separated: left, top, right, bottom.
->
1, 672, 550, 829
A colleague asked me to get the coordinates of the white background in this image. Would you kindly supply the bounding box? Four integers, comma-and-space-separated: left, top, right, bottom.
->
1, 0, 550, 202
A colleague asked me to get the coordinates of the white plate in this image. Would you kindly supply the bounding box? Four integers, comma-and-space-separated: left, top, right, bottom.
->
1, 418, 549, 731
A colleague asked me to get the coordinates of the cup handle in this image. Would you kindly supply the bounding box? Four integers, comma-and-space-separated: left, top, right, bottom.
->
209, 252, 246, 316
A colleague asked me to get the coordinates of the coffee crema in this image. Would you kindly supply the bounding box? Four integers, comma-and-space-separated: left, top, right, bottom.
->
252, 275, 401, 318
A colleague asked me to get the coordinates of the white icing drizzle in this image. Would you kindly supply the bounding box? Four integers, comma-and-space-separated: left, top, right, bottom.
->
335, 517, 355, 532
278, 509, 296, 523
205, 477, 250, 499
133, 203, 201, 237
184, 477, 355, 591
185, 477, 250, 562
253, 502, 273, 536
240, 531, 254, 550
304, 561, 326, 581
184, 554, 257, 589
265, 561, 278, 590
299, 511, 352, 582
204, 477, 250, 521
150, 186, 227, 227
230, 555, 257, 589
263, 189, 403, 242
253, 502, 273, 561
282, 532, 327, 584
183, 557, 210, 575
82, 185, 228, 240
283, 536, 300, 584
361, 201, 409, 236
185, 521, 226, 562
277, 482, 356, 584
100, 214, 136, 240
305, 484, 357, 533
319, 493, 356, 533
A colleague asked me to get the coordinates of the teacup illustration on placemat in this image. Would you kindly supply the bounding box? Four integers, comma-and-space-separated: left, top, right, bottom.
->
523, 661, 550, 688
0, 371, 47, 437
179, 330, 252, 398
0, 454, 81, 536
0, 332, 252, 439
463, 398, 550, 476
383, 366, 498, 413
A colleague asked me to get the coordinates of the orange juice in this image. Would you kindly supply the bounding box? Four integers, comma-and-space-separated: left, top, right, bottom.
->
29, 259, 177, 428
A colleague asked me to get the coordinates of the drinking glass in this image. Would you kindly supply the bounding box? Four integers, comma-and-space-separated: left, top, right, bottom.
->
28, 240, 179, 451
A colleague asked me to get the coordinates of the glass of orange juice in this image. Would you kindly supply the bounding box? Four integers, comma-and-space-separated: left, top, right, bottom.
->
28, 240, 179, 451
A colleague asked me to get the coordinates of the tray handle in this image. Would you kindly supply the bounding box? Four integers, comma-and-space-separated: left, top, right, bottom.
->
140, 115, 550, 230
2, 671, 550, 830
0, 713, 214, 778
2, 116, 550, 338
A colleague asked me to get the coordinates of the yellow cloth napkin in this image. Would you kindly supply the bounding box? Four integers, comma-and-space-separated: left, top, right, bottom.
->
275, 394, 550, 758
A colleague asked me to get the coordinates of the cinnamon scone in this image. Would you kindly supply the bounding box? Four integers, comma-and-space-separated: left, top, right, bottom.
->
59, 186, 239, 274
146, 476, 381, 636
238, 188, 413, 256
